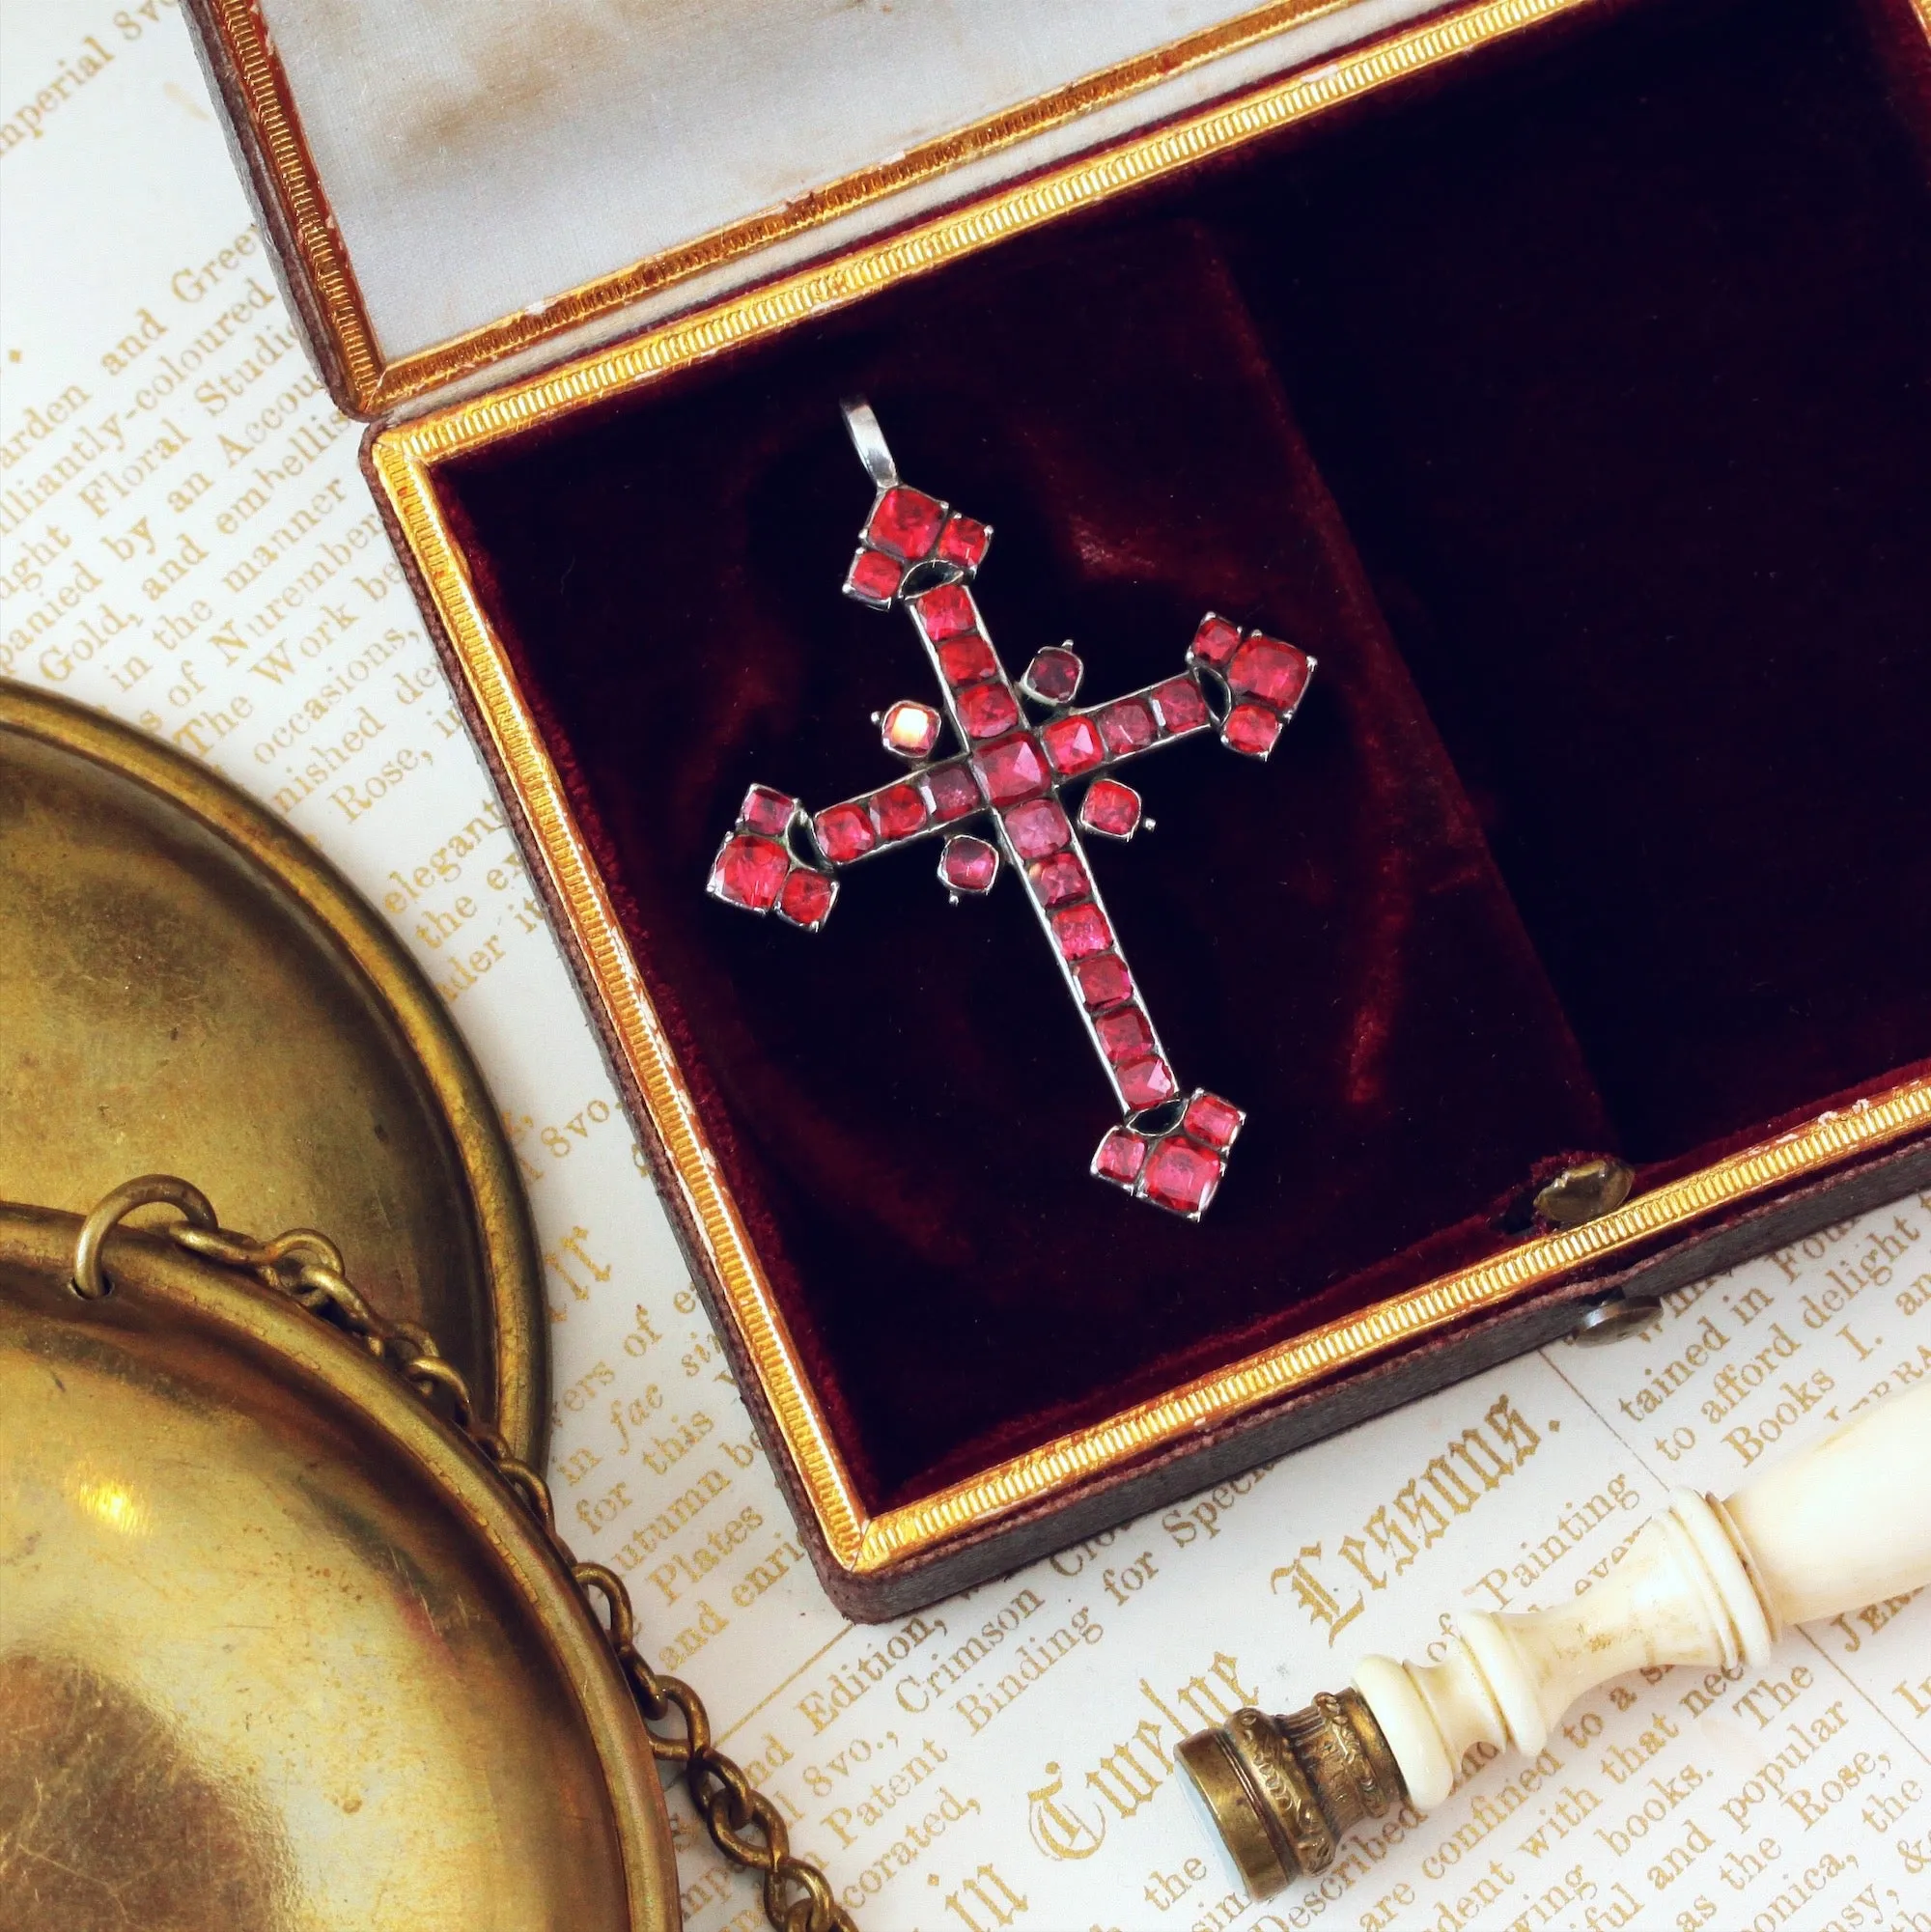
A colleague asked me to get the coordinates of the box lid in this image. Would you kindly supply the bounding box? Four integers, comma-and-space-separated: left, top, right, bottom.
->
186, 0, 1450, 413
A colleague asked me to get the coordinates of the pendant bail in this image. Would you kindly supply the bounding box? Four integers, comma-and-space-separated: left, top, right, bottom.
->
841, 397, 898, 489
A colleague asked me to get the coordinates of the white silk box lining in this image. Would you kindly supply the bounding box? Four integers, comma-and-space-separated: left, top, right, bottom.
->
242, 0, 1441, 390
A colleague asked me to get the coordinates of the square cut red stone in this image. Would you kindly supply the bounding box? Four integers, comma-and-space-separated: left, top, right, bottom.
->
847, 547, 904, 604
1096, 1006, 1155, 1065
1074, 953, 1133, 1008
1001, 798, 1071, 859
1151, 675, 1211, 735
1078, 778, 1141, 840
740, 784, 797, 836
1143, 1136, 1222, 1217
973, 735, 1050, 805
881, 700, 940, 760
1051, 902, 1112, 960
1093, 1128, 1148, 1188
814, 801, 876, 863
1183, 1092, 1245, 1150
939, 835, 999, 894
1041, 714, 1105, 777
1190, 613, 1242, 670
1228, 634, 1312, 711
937, 634, 998, 686
915, 582, 976, 641
1027, 853, 1088, 907
957, 682, 1021, 741
776, 867, 836, 928
1022, 647, 1083, 704
710, 834, 789, 910
869, 782, 928, 842
1222, 702, 1284, 759
936, 515, 991, 570
1118, 1055, 1177, 1110
923, 763, 982, 823
1096, 698, 1157, 759
868, 487, 945, 559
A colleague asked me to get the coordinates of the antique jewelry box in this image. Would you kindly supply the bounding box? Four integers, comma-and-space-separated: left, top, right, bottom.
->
187, 0, 1931, 1614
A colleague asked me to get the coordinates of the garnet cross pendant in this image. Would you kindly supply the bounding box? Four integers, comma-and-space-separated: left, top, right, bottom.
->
707, 401, 1314, 1218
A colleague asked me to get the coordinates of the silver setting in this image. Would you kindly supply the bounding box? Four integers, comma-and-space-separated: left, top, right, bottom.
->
1090, 1090, 1248, 1220
879, 699, 943, 761
1078, 778, 1143, 841
1021, 644, 1085, 707
938, 833, 1000, 901
706, 402, 1315, 1216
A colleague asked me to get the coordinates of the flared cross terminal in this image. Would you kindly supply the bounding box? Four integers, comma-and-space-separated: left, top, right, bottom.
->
706, 401, 1314, 1218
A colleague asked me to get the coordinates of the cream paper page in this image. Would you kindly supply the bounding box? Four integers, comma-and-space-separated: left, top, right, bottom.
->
3, 10, 1928, 1929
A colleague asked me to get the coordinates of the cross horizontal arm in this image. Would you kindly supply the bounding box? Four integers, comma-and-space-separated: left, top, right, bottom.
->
807, 752, 988, 866
1032, 669, 1216, 785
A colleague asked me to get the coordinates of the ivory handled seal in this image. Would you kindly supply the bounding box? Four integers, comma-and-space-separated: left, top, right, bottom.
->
1178, 1382, 1931, 1898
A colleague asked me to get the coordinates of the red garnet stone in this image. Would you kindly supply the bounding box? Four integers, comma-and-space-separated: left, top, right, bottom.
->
814, 801, 876, 863
1143, 1136, 1222, 1217
1022, 647, 1083, 704
1222, 702, 1284, 759
936, 515, 991, 570
1118, 1055, 1178, 1110
1151, 675, 1211, 735
1001, 798, 1072, 859
1183, 1092, 1245, 1150
777, 867, 836, 928
923, 763, 982, 822
1051, 902, 1113, 960
973, 734, 1050, 805
847, 548, 904, 604
1093, 1127, 1148, 1187
915, 582, 976, 641
711, 834, 789, 910
881, 699, 941, 760
740, 784, 797, 836
1041, 714, 1105, 777
956, 682, 1021, 741
1079, 778, 1141, 839
1228, 634, 1312, 711
1074, 953, 1133, 1008
1096, 697, 1157, 759
940, 835, 999, 894
1190, 614, 1242, 670
1027, 853, 1088, 907
938, 634, 998, 686
868, 486, 946, 558
1096, 1006, 1154, 1064
869, 782, 928, 842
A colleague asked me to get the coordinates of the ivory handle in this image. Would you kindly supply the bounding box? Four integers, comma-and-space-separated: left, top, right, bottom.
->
1357, 1382, 1931, 1807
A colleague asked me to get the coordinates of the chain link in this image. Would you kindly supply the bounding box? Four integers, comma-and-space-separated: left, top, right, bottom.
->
74, 1179, 858, 1932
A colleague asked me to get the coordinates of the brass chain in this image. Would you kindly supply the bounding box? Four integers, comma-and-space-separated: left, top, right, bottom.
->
73, 1178, 858, 1932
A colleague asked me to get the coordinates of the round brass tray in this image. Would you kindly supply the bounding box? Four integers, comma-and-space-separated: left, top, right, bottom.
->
0, 682, 543, 1460
0, 1200, 676, 1932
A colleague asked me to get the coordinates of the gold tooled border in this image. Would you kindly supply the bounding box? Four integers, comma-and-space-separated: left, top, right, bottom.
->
372, 0, 1931, 1576
213, 0, 1410, 412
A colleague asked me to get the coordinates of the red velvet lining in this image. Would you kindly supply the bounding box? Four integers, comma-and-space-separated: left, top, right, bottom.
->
434, 0, 1931, 1511
1212, 0, 1931, 1159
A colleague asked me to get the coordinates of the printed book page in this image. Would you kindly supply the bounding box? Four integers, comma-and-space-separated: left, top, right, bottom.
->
3, 8, 1926, 1927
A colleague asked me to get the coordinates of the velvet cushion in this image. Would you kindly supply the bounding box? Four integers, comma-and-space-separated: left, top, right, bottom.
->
1215, 0, 1931, 1162
436, 0, 1931, 1512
